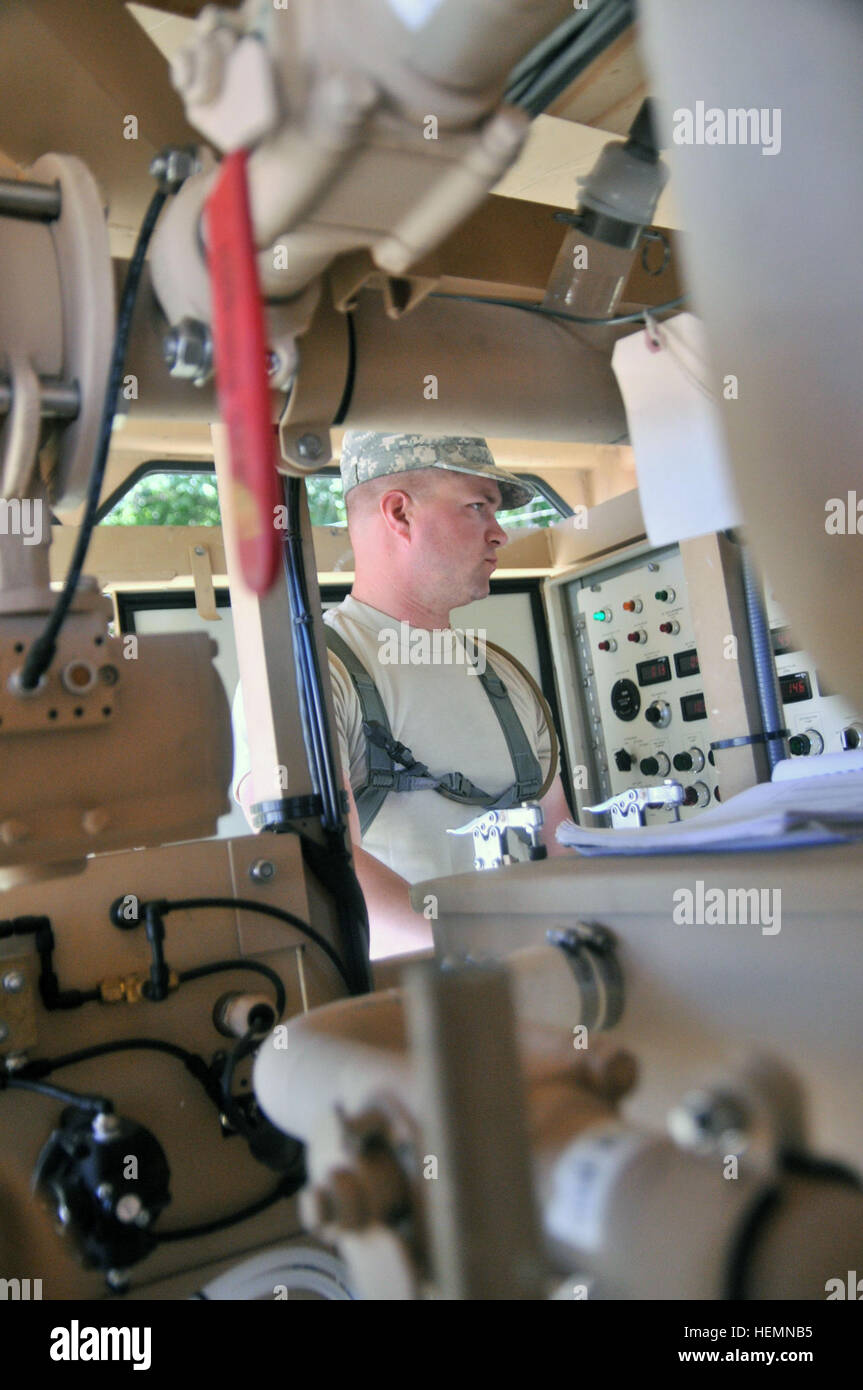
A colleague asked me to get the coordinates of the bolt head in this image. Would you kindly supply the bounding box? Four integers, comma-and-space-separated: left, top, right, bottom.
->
296, 433, 323, 460
115, 1194, 143, 1224
2, 970, 25, 994
249, 858, 276, 883
92, 1112, 121, 1142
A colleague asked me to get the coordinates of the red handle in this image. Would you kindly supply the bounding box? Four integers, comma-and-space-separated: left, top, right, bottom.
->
205, 150, 281, 593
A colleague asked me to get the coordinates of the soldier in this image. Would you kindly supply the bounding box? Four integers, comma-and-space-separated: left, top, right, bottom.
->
234, 432, 571, 957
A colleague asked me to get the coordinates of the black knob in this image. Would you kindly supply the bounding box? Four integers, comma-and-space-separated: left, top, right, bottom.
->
673, 752, 693, 772
614, 749, 634, 772
645, 705, 662, 725
789, 734, 811, 757
683, 786, 699, 806
640, 757, 659, 776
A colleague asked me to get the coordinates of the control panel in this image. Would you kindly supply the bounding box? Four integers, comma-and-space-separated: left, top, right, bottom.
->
766, 587, 863, 759
563, 545, 719, 824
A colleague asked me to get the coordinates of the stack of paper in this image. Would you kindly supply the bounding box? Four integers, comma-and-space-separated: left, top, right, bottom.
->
556, 761, 863, 857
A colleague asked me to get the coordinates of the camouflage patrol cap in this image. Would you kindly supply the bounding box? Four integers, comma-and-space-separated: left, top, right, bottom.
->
339, 433, 536, 510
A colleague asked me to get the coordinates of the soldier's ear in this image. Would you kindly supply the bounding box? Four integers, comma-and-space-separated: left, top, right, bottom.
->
379, 488, 413, 538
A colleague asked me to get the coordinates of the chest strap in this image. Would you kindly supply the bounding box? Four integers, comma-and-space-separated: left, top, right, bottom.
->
325, 625, 543, 836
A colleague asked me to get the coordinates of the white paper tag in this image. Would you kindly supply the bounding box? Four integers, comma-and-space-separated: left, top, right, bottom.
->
612, 312, 742, 546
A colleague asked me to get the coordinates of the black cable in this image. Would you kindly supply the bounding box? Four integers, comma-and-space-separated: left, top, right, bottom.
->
25, 1038, 224, 1112
160, 896, 351, 991
153, 1179, 294, 1243
219, 1028, 260, 1137
179, 958, 286, 1020
283, 477, 343, 831
3, 1076, 110, 1112
507, 0, 634, 119
18, 185, 169, 690
429, 289, 688, 327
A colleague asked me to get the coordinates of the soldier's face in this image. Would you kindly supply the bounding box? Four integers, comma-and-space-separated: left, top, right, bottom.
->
411, 471, 508, 606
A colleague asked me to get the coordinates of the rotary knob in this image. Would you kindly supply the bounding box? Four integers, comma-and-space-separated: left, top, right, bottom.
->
645, 700, 671, 728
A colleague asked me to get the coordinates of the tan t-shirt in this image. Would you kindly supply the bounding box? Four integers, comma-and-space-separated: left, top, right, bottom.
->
233, 595, 552, 883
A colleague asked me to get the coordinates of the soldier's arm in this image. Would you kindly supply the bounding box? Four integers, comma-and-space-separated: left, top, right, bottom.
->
343, 777, 435, 960
539, 775, 573, 857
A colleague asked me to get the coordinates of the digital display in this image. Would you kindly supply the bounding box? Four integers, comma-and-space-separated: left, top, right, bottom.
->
674, 648, 700, 678
681, 692, 707, 722
779, 671, 812, 704
771, 626, 796, 657
636, 656, 671, 687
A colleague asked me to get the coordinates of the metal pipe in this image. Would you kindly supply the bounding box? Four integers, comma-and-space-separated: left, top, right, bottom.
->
741, 543, 788, 772
0, 376, 80, 421
0, 177, 61, 222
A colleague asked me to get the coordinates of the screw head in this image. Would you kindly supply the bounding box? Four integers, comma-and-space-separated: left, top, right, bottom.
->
296, 433, 323, 460
2, 970, 25, 994
249, 858, 276, 884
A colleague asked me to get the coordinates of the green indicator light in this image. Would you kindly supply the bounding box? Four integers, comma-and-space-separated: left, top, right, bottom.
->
592, 609, 609, 622
655, 590, 669, 601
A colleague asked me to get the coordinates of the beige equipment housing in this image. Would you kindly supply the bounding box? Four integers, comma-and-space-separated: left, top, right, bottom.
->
0, 0, 861, 1303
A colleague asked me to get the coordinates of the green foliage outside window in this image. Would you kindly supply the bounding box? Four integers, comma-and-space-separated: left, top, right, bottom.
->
100, 471, 561, 530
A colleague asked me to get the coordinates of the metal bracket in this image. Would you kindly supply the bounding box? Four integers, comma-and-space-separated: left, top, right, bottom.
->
189, 543, 220, 622
585, 779, 684, 829
448, 802, 547, 870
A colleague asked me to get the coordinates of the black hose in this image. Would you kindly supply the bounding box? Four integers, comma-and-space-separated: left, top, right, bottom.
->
161, 896, 351, 991
3, 1076, 110, 1112
178, 957, 286, 1020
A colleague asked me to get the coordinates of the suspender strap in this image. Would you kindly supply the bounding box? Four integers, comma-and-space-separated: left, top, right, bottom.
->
325, 624, 545, 835
473, 646, 544, 803
325, 627, 393, 834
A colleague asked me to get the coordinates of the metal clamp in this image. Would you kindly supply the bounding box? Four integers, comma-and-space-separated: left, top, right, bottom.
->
584, 779, 684, 829
547, 920, 624, 1030
448, 802, 547, 870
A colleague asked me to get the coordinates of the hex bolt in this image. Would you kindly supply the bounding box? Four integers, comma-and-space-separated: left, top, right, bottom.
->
2, 970, 25, 994
296, 433, 323, 460
115, 1194, 143, 1224
249, 859, 276, 884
